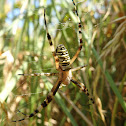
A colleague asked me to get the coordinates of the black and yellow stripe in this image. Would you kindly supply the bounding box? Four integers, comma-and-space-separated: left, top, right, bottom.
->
71, 78, 95, 104
12, 79, 62, 122
55, 44, 71, 71
72, 0, 83, 47
12, 0, 94, 123
44, 8, 55, 53
18, 73, 58, 77
71, 65, 87, 72
44, 8, 60, 70
70, 0, 83, 64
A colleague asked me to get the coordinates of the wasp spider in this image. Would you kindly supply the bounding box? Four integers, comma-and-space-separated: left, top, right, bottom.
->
12, 0, 94, 122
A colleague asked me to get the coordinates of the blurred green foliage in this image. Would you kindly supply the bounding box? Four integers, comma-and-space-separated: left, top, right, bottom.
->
0, 0, 126, 126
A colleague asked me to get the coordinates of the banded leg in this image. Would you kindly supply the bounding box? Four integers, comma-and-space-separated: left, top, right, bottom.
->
12, 78, 62, 122
44, 8, 59, 70
18, 73, 58, 77
71, 78, 94, 104
70, 0, 83, 64
71, 65, 87, 72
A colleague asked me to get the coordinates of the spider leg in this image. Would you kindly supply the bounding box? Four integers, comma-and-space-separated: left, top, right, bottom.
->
44, 8, 59, 70
18, 73, 58, 77
71, 78, 94, 104
12, 78, 62, 122
70, 0, 83, 64
71, 65, 87, 72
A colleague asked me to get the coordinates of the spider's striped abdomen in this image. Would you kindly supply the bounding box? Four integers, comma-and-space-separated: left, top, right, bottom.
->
56, 44, 71, 71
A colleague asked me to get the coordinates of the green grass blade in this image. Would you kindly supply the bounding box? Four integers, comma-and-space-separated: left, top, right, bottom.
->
92, 47, 126, 112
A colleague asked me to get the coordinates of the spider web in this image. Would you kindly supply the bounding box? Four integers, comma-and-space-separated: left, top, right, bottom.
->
0, 3, 109, 125
0, 0, 125, 125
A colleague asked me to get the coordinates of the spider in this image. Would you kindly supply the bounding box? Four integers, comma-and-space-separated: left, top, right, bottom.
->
12, 0, 94, 122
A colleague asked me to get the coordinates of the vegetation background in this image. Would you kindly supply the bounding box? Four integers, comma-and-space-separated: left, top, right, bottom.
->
0, 0, 126, 126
